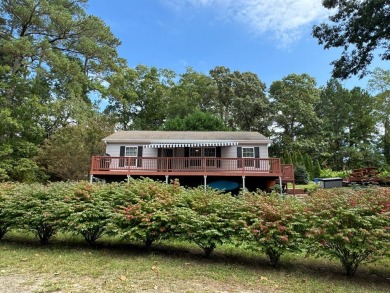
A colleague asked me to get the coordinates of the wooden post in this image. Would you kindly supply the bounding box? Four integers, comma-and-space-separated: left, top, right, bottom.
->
165, 175, 169, 184
242, 176, 246, 191
204, 175, 207, 191
279, 176, 283, 196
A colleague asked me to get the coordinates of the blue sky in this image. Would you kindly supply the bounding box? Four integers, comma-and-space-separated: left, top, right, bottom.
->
87, 0, 385, 90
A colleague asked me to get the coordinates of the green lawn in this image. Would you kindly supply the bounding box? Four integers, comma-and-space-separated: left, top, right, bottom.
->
293, 182, 318, 189
0, 233, 389, 293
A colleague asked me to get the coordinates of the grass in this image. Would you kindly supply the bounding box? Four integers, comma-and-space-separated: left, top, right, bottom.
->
294, 182, 318, 189
0, 232, 389, 293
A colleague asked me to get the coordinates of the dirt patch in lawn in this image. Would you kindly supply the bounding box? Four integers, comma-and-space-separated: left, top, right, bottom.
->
0, 273, 279, 293
0, 274, 46, 293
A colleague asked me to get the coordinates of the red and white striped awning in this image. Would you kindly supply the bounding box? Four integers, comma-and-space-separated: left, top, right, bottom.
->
144, 142, 238, 148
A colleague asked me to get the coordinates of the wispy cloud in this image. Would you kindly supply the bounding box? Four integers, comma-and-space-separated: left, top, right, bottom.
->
164, 0, 330, 47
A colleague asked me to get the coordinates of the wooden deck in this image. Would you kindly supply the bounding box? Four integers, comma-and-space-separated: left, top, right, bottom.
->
344, 167, 386, 185
90, 156, 287, 178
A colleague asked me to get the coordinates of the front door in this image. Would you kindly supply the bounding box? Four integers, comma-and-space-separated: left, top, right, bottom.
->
158, 148, 173, 171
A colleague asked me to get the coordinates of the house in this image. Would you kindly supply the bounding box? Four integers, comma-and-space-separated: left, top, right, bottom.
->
90, 131, 294, 192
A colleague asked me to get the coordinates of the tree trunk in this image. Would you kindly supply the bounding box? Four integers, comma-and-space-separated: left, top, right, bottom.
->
383, 116, 390, 165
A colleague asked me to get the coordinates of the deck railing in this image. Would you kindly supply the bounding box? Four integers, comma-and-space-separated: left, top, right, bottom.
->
90, 156, 282, 176
281, 164, 294, 182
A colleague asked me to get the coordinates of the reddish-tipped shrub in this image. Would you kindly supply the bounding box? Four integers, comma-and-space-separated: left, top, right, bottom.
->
172, 187, 244, 257
304, 187, 390, 276
112, 178, 183, 248
240, 192, 306, 267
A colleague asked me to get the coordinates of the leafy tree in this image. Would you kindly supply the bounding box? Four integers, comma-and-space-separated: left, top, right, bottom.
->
0, 0, 123, 181
162, 110, 228, 131
104, 67, 139, 130
167, 67, 217, 119
36, 114, 113, 181
209, 66, 270, 132
209, 66, 235, 126
105, 65, 174, 130
269, 73, 321, 157
343, 87, 379, 169
131, 66, 174, 130
1, 0, 123, 98
281, 151, 293, 165
368, 67, 390, 164
316, 80, 379, 170
313, 0, 390, 79
0, 66, 47, 181
229, 71, 270, 132
316, 79, 352, 169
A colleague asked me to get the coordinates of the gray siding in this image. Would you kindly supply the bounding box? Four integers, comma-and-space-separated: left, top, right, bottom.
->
105, 144, 157, 170
106, 144, 269, 158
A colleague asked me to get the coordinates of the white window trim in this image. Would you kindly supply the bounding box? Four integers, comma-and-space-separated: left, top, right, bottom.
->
125, 146, 138, 167
242, 147, 255, 167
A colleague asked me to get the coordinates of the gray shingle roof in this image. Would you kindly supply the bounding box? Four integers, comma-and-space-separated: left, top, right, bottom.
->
103, 131, 271, 143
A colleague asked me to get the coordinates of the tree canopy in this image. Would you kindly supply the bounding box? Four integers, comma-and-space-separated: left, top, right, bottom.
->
0, 0, 121, 181
1, 0, 389, 182
161, 111, 228, 131
313, 0, 390, 79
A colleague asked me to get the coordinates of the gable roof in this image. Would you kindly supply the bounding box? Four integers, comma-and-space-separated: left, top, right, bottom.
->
103, 131, 272, 144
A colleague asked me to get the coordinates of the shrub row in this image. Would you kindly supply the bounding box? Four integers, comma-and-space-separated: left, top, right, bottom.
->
0, 179, 389, 276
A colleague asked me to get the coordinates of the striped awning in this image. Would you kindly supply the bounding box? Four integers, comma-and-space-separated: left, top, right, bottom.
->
144, 142, 238, 148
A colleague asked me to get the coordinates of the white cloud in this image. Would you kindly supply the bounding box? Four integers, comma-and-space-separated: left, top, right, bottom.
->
164, 0, 330, 47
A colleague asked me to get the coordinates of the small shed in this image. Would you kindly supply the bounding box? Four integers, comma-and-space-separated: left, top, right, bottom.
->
320, 178, 343, 189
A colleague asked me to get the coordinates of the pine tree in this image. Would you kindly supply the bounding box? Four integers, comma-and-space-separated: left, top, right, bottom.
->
304, 154, 314, 180
295, 151, 304, 166
313, 160, 322, 179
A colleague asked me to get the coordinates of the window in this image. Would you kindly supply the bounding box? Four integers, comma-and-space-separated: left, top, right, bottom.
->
125, 146, 137, 157
189, 147, 202, 157
204, 147, 216, 166
242, 147, 254, 167
189, 147, 201, 167
188, 147, 217, 167
204, 147, 216, 157
125, 146, 137, 166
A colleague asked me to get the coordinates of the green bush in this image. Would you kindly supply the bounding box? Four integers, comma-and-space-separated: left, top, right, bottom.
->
172, 187, 244, 257
0, 183, 18, 240
1, 180, 389, 277
304, 188, 390, 276
65, 182, 113, 244
320, 168, 351, 178
240, 192, 306, 267
12, 182, 73, 244
303, 183, 320, 195
112, 178, 183, 248
294, 165, 309, 184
